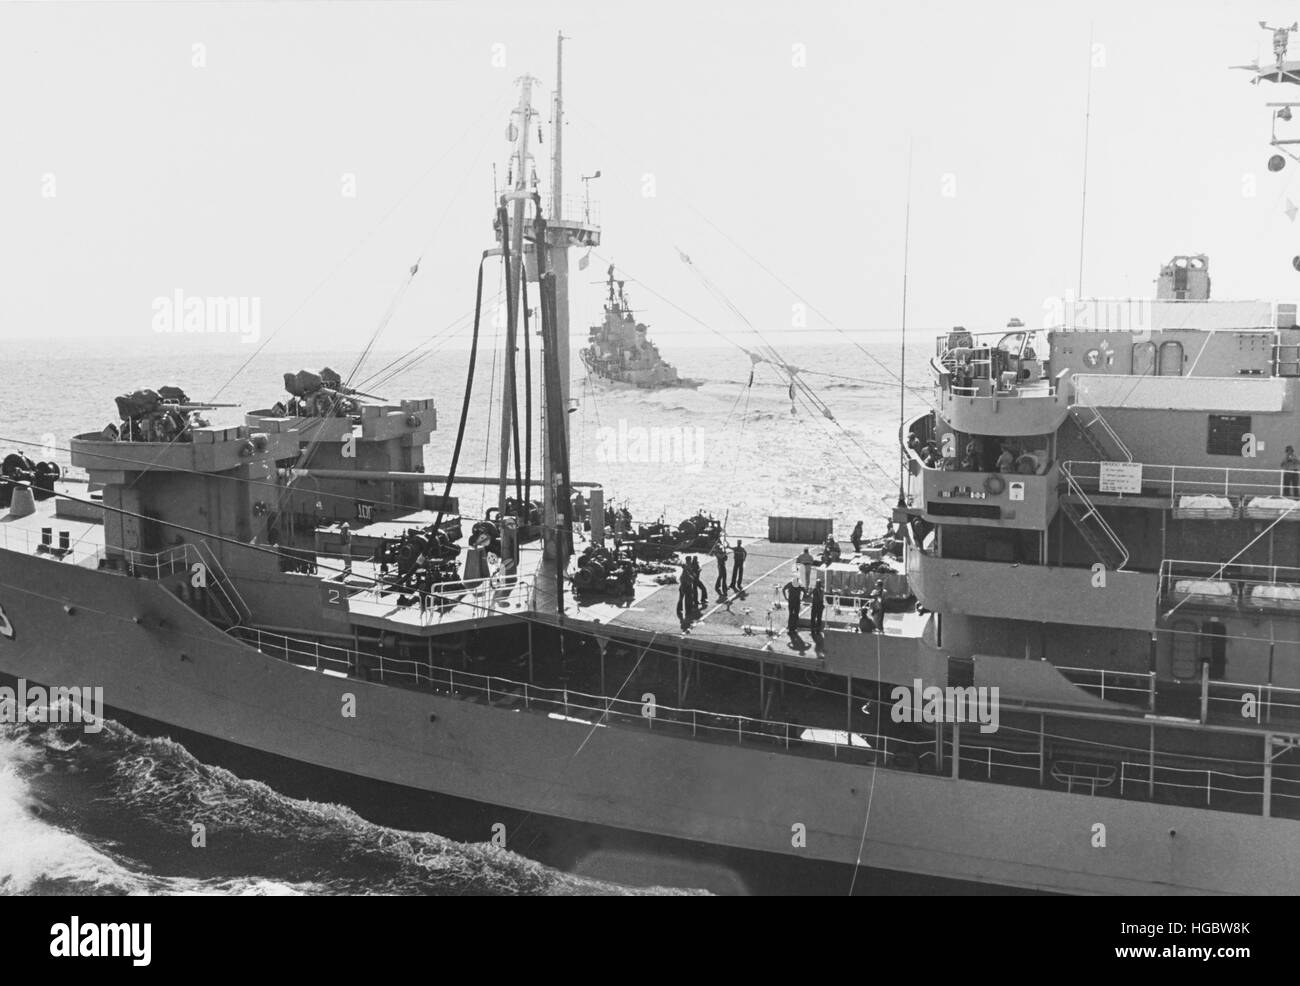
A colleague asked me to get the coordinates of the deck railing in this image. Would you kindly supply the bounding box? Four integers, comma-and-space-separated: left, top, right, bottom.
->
1064, 459, 1300, 503
340, 572, 535, 626
228, 626, 924, 764
227, 625, 1300, 821
1055, 665, 1156, 709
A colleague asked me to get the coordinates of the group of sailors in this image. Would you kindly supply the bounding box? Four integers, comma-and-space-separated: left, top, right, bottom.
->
570, 490, 633, 535
908, 433, 1042, 475
676, 539, 748, 619
778, 572, 887, 635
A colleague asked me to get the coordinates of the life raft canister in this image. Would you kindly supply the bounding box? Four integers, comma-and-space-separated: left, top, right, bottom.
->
984, 473, 1006, 495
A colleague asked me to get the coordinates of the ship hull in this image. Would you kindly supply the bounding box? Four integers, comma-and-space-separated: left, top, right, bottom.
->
582, 374, 703, 392
1, 547, 1295, 896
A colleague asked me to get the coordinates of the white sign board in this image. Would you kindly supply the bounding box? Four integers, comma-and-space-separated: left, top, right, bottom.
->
1099, 461, 1142, 494
1008, 481, 1025, 502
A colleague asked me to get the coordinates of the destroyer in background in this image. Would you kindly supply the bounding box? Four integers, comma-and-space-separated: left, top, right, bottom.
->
579, 265, 700, 389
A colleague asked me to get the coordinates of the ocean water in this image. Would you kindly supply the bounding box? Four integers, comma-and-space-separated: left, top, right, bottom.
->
0, 334, 937, 896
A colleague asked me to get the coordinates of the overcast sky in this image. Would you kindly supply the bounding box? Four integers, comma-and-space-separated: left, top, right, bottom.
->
5, 0, 1300, 355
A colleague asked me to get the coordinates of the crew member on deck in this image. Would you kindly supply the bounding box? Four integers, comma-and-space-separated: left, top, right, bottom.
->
795, 547, 816, 587
850, 521, 864, 553
809, 582, 825, 632
729, 540, 747, 591
820, 534, 841, 565
688, 556, 708, 607
868, 580, 886, 633
1283, 446, 1300, 497
783, 580, 803, 633
712, 541, 729, 596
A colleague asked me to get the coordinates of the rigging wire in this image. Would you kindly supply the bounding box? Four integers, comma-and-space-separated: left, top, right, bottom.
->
565, 107, 937, 412
206, 93, 508, 405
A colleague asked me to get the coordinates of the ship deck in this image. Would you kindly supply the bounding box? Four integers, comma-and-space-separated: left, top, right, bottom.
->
551, 538, 924, 666
0, 483, 106, 567
318, 524, 922, 663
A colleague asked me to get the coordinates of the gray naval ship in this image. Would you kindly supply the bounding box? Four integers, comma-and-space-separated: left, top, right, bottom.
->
579, 265, 701, 390
4, 27, 1300, 896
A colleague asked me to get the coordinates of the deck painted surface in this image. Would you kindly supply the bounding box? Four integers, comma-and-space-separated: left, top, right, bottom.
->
562, 539, 919, 664
0, 484, 105, 568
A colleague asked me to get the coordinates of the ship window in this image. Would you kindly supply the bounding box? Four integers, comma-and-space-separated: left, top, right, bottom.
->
1206, 415, 1252, 457
1131, 342, 1156, 376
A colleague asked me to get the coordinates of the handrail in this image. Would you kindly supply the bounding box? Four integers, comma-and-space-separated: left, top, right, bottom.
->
1064, 459, 1300, 503
1159, 556, 1300, 582
1062, 466, 1130, 571
1055, 665, 1156, 709
229, 625, 1300, 821
228, 626, 918, 763
192, 540, 251, 627
1071, 403, 1132, 461
341, 572, 535, 626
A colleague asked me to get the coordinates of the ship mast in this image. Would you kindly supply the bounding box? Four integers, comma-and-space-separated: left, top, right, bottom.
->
534, 31, 601, 609
498, 75, 538, 518
551, 32, 566, 221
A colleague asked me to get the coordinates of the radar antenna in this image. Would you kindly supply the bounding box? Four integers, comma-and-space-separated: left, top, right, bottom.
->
1261, 20, 1299, 69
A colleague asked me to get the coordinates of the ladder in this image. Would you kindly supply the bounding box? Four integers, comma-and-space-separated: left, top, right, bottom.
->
1060, 469, 1130, 571
1069, 405, 1133, 462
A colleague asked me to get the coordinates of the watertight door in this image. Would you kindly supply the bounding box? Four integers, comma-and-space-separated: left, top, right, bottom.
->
1157, 341, 1184, 376
1131, 342, 1156, 376
1170, 619, 1199, 680
1201, 621, 1227, 679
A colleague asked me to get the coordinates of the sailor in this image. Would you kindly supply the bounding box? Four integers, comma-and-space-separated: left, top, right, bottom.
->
711, 541, 728, 596
961, 440, 979, 471
996, 443, 1018, 473
677, 573, 694, 619
1283, 446, 1300, 497
690, 556, 709, 607
886, 522, 904, 560
809, 582, 825, 632
729, 540, 747, 591
820, 534, 841, 565
858, 601, 874, 634
868, 579, 886, 633
340, 523, 352, 577
795, 547, 817, 588
850, 520, 864, 553
782, 579, 803, 632
572, 490, 587, 525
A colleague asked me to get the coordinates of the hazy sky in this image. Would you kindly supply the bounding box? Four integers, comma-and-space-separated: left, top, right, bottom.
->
5, 0, 1300, 357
